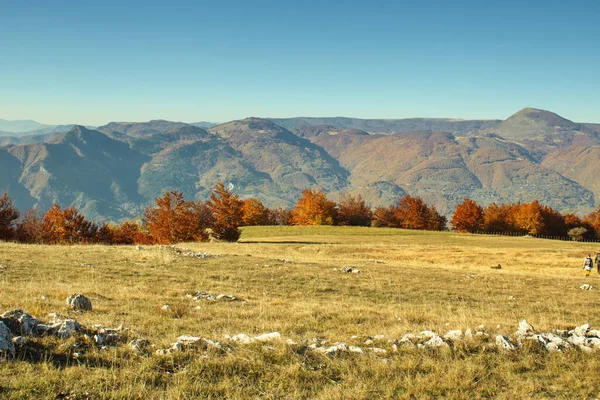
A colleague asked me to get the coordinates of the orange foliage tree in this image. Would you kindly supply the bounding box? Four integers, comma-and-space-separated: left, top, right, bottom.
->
583, 206, 600, 238
392, 195, 446, 231
267, 207, 292, 225
144, 191, 210, 244
290, 189, 337, 226
0, 191, 20, 241
242, 198, 269, 226
337, 194, 372, 226
207, 183, 244, 242
43, 204, 97, 244
451, 199, 484, 233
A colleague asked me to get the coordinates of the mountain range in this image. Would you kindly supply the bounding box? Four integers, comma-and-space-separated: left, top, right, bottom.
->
0, 108, 599, 221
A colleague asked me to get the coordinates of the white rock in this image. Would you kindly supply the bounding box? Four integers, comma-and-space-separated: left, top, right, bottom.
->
568, 335, 586, 346
229, 333, 254, 344
586, 338, 600, 349
420, 330, 438, 339
580, 284, 593, 290
443, 330, 463, 341
369, 347, 387, 354
464, 329, 473, 339
364, 339, 374, 345
573, 324, 590, 337
587, 330, 600, 338
545, 342, 562, 352
253, 332, 281, 342
286, 339, 297, 346
476, 324, 486, 332
424, 336, 448, 349
161, 304, 171, 310
348, 345, 364, 354
516, 320, 535, 336
177, 335, 201, 345
495, 335, 515, 351
129, 339, 151, 352
171, 342, 184, 352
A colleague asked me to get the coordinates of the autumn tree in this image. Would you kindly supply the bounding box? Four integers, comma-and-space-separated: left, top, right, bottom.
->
43, 204, 97, 244
207, 183, 244, 242
451, 199, 484, 233
265, 207, 290, 225
144, 191, 210, 244
372, 206, 396, 227
0, 191, 20, 241
242, 198, 269, 226
392, 195, 445, 231
290, 189, 337, 226
337, 194, 372, 226
583, 206, 600, 239
15, 208, 46, 244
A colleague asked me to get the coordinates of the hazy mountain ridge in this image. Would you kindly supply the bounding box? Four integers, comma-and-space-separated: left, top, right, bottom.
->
0, 108, 599, 221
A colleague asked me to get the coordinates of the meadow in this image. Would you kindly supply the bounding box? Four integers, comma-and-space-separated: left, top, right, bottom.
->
1, 226, 600, 399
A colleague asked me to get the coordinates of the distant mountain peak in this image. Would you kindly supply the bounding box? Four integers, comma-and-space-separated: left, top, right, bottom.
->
505, 108, 577, 129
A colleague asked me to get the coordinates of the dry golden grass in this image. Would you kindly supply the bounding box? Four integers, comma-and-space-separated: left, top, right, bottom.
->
1, 226, 600, 399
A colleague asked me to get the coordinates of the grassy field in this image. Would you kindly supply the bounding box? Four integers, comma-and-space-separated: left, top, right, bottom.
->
1, 226, 600, 399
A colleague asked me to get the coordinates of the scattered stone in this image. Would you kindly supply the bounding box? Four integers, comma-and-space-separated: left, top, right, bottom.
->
135, 245, 141, 251
228, 333, 254, 344
573, 324, 590, 337
76, 262, 94, 267
341, 266, 360, 274
443, 330, 463, 341
253, 332, 281, 343
491, 264, 502, 270
66, 294, 92, 312
56, 319, 81, 339
129, 339, 151, 353
496, 335, 515, 351
464, 329, 473, 339
508, 296, 516, 301
465, 274, 477, 279
516, 320, 535, 336
188, 291, 240, 302
580, 284, 593, 290
368, 347, 387, 354
12, 336, 27, 347
278, 259, 293, 264
161, 304, 171, 311
0, 321, 15, 356
476, 324, 486, 332
424, 336, 448, 349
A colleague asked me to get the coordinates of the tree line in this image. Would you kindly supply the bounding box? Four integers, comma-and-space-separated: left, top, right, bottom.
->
1, 185, 599, 245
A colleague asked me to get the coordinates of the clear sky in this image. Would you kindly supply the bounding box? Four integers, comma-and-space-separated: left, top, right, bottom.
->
0, 0, 599, 125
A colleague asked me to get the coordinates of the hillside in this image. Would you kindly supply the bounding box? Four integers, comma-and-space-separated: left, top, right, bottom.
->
269, 116, 501, 135
0, 108, 599, 220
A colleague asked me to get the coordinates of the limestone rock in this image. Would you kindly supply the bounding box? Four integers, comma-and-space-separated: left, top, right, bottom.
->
496, 335, 515, 351
67, 294, 92, 312
254, 332, 281, 343
443, 330, 463, 341
580, 284, 593, 290
228, 333, 254, 344
424, 336, 448, 349
129, 339, 151, 353
516, 320, 535, 336
0, 321, 15, 356
573, 324, 590, 337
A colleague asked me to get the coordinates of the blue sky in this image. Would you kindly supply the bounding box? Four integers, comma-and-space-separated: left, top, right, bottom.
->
0, 0, 598, 125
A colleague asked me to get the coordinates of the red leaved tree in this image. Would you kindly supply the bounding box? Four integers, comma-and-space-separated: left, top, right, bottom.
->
451, 199, 484, 233
207, 183, 244, 242
15, 208, 46, 244
337, 194, 372, 226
